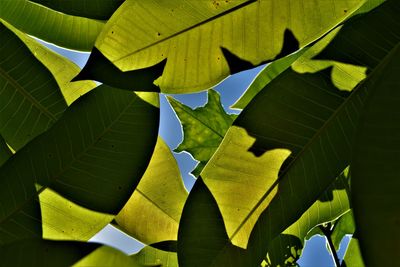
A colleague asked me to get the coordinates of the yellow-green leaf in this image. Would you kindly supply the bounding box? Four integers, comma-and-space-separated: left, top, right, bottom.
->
94, 0, 363, 93
115, 137, 188, 244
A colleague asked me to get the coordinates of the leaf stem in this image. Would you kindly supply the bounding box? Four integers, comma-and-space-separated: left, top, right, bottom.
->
319, 223, 341, 267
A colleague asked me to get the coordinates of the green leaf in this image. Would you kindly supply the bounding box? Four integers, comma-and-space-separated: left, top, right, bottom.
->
181, 2, 400, 265
92, 0, 362, 93
3, 20, 97, 106
40, 188, 113, 241
266, 171, 351, 266
0, 239, 100, 267
29, 0, 124, 20
0, 20, 67, 150
0, 85, 159, 244
342, 235, 365, 267
351, 44, 400, 266
0, 0, 104, 51
0, 135, 12, 167
330, 210, 355, 251
131, 243, 178, 267
115, 137, 188, 244
168, 89, 236, 176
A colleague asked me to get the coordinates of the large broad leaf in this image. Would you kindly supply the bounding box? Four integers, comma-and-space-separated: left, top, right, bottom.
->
0, 0, 104, 51
179, 2, 400, 265
115, 137, 188, 244
168, 90, 236, 176
0, 239, 100, 267
351, 44, 400, 266
29, 0, 124, 20
0, 21, 67, 150
0, 85, 159, 244
0, 135, 12, 167
3, 20, 97, 106
87, 0, 362, 93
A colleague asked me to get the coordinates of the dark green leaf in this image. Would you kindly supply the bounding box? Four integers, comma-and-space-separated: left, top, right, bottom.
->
72, 47, 166, 92
0, 21, 67, 150
0, 239, 99, 267
178, 178, 247, 267
29, 0, 124, 20
314, 0, 399, 69
351, 44, 400, 266
168, 89, 236, 176
0, 85, 159, 243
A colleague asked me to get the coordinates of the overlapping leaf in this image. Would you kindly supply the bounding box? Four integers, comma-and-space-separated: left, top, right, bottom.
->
3, 21, 97, 106
87, 0, 362, 93
0, 0, 104, 51
29, 0, 124, 20
351, 44, 400, 266
265, 171, 351, 266
179, 2, 400, 266
0, 85, 159, 244
115, 137, 188, 244
131, 243, 178, 267
168, 90, 236, 176
0, 21, 67, 150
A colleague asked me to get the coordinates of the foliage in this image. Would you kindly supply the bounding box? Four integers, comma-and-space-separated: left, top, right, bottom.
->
0, 0, 398, 266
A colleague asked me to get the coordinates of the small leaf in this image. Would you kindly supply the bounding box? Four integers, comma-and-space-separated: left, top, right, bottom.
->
29, 0, 124, 20
115, 137, 188, 244
168, 89, 236, 176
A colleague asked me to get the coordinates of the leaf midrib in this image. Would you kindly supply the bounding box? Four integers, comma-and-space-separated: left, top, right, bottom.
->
113, 0, 258, 63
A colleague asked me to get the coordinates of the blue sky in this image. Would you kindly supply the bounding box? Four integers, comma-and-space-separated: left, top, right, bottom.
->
40, 40, 349, 266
